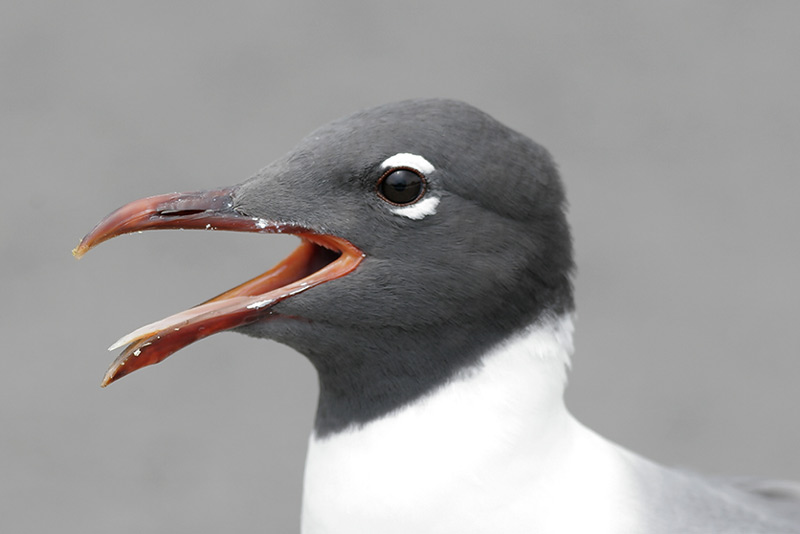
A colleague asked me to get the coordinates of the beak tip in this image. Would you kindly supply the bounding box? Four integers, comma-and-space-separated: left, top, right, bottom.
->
73, 234, 94, 258
101, 368, 118, 388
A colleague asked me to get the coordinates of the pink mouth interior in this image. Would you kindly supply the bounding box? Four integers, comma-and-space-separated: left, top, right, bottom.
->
102, 235, 360, 387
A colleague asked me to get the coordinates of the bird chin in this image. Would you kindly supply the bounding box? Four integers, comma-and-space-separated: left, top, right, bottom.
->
73, 188, 364, 387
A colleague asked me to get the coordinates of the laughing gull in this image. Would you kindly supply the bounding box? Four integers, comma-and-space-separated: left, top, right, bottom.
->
75, 99, 800, 533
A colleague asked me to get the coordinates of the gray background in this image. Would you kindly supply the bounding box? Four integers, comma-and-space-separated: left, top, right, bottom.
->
2, 1, 798, 532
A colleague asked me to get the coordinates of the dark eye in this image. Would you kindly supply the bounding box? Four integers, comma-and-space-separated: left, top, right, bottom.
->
377, 168, 426, 205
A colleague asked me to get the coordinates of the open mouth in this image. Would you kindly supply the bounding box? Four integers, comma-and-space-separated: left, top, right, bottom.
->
73, 187, 364, 387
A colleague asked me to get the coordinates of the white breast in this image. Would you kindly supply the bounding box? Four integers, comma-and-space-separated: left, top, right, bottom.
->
300, 316, 644, 534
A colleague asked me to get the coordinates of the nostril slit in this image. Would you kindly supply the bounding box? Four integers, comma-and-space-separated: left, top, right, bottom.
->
158, 209, 207, 217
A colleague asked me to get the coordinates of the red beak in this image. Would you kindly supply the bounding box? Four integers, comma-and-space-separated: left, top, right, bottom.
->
74, 188, 363, 387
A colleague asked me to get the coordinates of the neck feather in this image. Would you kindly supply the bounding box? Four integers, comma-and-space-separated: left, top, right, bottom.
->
301, 315, 596, 533
318, 313, 574, 440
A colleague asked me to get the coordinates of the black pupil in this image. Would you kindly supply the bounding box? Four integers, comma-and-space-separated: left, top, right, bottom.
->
380, 169, 423, 205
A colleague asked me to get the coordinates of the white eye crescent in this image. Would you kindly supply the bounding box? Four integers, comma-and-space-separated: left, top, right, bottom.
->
380, 153, 436, 175
379, 153, 439, 220
390, 196, 440, 220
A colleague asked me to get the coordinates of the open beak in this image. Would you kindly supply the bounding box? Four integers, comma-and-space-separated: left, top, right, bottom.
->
74, 187, 364, 387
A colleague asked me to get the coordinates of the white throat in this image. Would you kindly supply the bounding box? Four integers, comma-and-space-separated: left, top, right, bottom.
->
300, 315, 643, 534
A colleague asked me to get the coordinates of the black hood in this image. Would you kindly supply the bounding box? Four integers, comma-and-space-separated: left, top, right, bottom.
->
76, 99, 574, 435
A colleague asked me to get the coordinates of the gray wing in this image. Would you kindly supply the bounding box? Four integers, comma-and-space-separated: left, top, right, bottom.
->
628, 455, 800, 533
724, 476, 800, 523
